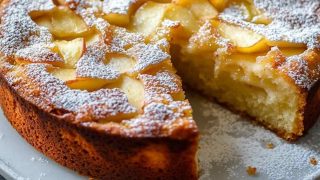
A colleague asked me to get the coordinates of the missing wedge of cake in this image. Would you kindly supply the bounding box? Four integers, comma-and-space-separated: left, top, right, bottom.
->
128, 0, 320, 140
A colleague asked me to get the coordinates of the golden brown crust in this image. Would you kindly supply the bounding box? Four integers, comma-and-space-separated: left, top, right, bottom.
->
302, 80, 320, 135
0, 75, 198, 179
263, 48, 320, 140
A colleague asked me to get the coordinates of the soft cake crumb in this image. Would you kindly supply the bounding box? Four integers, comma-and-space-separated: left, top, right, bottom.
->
246, 166, 257, 176
310, 157, 318, 166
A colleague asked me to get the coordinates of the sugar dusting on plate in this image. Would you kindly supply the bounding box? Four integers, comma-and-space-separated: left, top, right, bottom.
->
188, 93, 320, 180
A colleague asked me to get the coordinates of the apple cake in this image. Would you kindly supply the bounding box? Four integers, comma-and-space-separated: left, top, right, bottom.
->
129, 0, 320, 140
0, 0, 319, 179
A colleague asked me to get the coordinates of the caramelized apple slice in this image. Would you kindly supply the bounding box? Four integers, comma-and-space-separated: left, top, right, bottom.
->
244, 2, 272, 24
103, 13, 131, 27
252, 14, 272, 24
131, 2, 185, 42
214, 21, 303, 51
188, 22, 220, 53
149, 20, 186, 43
67, 78, 110, 91
132, 2, 198, 38
209, 0, 229, 11
106, 55, 136, 74
216, 21, 268, 53
106, 76, 145, 110
84, 30, 102, 46
165, 4, 199, 35
279, 48, 306, 57
54, 38, 85, 68
51, 69, 110, 91
103, 0, 172, 27
119, 77, 145, 110
173, 0, 218, 20
51, 68, 76, 82
266, 40, 306, 48
33, 7, 88, 38
102, 0, 147, 27
131, 2, 169, 36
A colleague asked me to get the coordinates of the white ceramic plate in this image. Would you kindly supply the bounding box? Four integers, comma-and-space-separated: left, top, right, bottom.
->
0, 91, 320, 180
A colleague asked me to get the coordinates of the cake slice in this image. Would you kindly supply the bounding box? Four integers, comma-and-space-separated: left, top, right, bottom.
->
0, 0, 198, 179
129, 0, 320, 140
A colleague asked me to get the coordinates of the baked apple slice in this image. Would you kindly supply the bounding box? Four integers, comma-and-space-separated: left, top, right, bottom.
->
51, 68, 111, 91
131, 2, 169, 36
54, 38, 85, 68
266, 40, 306, 48
106, 55, 136, 74
33, 7, 89, 38
215, 21, 269, 53
132, 1, 198, 39
209, 0, 229, 11
279, 48, 306, 57
165, 4, 199, 35
106, 76, 145, 110
173, 0, 218, 20
102, 0, 147, 26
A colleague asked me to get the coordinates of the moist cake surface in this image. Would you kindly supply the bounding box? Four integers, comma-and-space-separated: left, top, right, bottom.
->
0, 0, 320, 179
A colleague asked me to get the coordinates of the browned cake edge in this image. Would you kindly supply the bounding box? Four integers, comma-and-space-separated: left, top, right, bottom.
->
0, 76, 198, 180
302, 80, 320, 137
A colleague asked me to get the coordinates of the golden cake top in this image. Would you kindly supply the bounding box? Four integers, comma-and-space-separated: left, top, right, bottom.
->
79, 0, 320, 47
217, 0, 320, 89
220, 0, 320, 48
0, 0, 197, 139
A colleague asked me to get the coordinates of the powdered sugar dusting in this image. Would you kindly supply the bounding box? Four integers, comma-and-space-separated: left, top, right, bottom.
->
110, 27, 144, 53
139, 71, 182, 103
7, 63, 137, 122
220, 0, 320, 48
76, 41, 119, 80
127, 43, 170, 72
15, 43, 63, 64
123, 100, 196, 138
258, 47, 320, 90
190, 93, 320, 179
281, 55, 320, 90
0, 0, 54, 56
103, 0, 137, 15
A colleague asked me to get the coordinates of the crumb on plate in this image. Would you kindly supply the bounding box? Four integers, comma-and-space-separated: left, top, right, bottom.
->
266, 143, 275, 149
310, 157, 318, 166
246, 166, 257, 176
